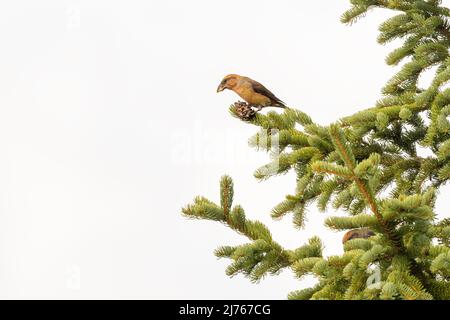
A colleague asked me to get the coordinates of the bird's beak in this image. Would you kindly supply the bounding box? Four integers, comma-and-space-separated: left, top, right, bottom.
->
217, 84, 225, 93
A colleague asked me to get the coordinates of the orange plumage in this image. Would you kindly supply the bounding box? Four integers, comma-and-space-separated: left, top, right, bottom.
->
217, 74, 286, 109
342, 228, 375, 244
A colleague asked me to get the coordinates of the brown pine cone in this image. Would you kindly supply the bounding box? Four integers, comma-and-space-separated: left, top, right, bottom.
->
233, 101, 256, 121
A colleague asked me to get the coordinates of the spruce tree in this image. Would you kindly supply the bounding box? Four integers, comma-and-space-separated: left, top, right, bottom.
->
182, 0, 450, 300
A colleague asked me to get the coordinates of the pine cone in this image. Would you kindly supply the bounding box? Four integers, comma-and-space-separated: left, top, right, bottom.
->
233, 101, 256, 121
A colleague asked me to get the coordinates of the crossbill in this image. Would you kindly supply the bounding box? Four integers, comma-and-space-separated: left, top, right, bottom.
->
217, 74, 286, 110
342, 228, 375, 244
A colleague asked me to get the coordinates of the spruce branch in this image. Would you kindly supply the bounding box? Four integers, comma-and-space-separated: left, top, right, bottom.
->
182, 176, 324, 282
181, 0, 450, 299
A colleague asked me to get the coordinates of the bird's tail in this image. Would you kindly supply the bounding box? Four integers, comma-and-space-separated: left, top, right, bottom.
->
272, 98, 287, 108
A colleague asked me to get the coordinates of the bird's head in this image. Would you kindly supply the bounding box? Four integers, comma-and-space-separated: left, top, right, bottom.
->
217, 74, 239, 93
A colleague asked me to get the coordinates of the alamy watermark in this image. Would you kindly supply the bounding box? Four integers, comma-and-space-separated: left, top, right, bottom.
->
66, 265, 81, 291
66, 2, 81, 31
170, 120, 281, 171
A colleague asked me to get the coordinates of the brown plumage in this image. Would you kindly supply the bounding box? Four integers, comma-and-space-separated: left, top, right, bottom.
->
217, 74, 286, 109
342, 228, 375, 244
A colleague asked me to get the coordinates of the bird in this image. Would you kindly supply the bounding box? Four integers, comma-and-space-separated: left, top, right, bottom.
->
217, 74, 286, 110
342, 228, 375, 244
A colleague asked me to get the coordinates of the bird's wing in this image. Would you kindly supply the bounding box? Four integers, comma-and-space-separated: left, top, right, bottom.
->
247, 78, 286, 106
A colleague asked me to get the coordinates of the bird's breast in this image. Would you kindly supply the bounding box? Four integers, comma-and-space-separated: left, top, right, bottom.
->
233, 86, 271, 106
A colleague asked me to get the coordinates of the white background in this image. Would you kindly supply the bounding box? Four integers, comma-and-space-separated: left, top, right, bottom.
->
0, 0, 448, 299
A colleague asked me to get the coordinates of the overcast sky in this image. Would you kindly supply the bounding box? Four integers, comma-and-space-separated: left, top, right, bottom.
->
0, 0, 449, 299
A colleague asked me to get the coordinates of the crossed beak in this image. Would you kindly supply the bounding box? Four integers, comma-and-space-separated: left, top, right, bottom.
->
217, 83, 225, 93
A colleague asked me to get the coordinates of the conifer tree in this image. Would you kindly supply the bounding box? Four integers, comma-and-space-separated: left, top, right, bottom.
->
182, 0, 450, 300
